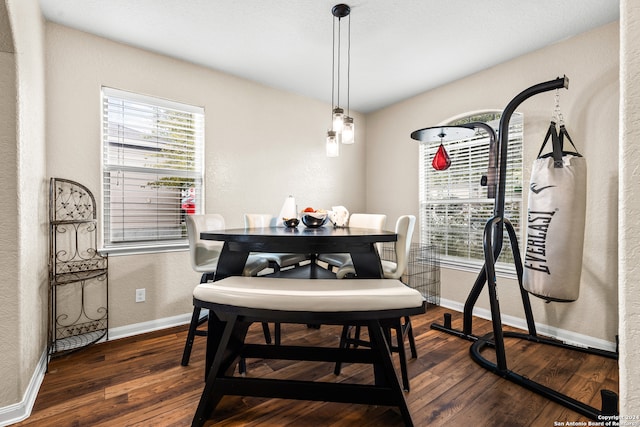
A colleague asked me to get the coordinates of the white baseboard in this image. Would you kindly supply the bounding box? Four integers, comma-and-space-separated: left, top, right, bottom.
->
0, 350, 47, 427
438, 297, 617, 352
107, 312, 195, 341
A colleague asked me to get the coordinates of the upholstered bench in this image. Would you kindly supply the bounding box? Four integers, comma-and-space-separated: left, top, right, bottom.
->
190, 276, 426, 427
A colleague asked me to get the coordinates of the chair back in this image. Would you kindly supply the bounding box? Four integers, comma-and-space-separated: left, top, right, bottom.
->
348, 213, 387, 230
385, 215, 416, 280
244, 213, 274, 228
348, 213, 387, 254
186, 214, 225, 273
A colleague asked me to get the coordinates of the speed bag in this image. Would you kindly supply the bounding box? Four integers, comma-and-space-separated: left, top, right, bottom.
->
522, 123, 587, 302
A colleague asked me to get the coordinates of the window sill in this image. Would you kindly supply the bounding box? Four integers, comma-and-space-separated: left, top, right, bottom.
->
99, 242, 188, 257
439, 257, 517, 280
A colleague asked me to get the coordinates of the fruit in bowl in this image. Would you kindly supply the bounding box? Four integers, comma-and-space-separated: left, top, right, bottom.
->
300, 208, 328, 228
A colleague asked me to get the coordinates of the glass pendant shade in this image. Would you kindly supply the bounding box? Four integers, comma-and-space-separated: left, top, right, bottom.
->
326, 130, 339, 157
342, 116, 355, 144
432, 143, 451, 171
332, 107, 345, 132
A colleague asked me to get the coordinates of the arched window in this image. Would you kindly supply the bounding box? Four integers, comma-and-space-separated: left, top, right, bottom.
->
418, 111, 523, 274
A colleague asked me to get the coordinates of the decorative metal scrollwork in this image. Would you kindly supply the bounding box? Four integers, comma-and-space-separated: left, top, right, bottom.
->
49, 178, 108, 358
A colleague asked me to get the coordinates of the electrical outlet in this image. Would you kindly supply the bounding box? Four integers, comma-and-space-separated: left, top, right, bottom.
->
135, 288, 146, 303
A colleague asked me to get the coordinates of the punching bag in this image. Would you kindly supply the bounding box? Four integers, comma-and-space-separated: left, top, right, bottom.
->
522, 122, 587, 302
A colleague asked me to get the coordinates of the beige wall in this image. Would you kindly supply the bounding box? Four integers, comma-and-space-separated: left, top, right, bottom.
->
0, 0, 47, 416
0, 0, 20, 410
44, 23, 367, 330
366, 23, 620, 345
619, 0, 640, 416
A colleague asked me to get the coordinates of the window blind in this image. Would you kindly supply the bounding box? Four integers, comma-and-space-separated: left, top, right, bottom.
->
419, 112, 523, 270
101, 87, 204, 251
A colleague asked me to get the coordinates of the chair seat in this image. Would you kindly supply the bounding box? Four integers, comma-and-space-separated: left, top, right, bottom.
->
244, 255, 270, 276
193, 276, 425, 313
192, 244, 220, 273
317, 252, 350, 268
335, 259, 399, 279
261, 252, 308, 268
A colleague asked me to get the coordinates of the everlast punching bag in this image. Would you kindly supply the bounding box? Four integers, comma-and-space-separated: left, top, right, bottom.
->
523, 122, 587, 302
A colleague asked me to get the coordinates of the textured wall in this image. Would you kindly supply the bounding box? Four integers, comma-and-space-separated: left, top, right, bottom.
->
619, 0, 640, 416
0, 1, 19, 408
0, 0, 47, 414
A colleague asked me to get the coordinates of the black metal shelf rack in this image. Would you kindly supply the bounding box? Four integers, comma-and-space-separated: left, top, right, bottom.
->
48, 178, 108, 359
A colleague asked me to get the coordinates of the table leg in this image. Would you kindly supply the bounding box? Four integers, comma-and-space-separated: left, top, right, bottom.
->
350, 245, 384, 278
214, 242, 249, 280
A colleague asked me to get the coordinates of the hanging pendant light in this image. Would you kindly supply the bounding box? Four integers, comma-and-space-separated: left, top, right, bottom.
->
332, 107, 345, 133
326, 130, 339, 157
326, 4, 355, 156
342, 116, 355, 144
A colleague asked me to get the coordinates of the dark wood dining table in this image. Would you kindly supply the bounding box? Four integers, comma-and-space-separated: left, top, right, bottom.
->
200, 226, 397, 280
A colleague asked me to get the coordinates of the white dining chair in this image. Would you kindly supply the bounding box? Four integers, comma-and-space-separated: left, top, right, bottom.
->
334, 215, 418, 391
317, 213, 387, 271
181, 214, 271, 366
244, 213, 308, 272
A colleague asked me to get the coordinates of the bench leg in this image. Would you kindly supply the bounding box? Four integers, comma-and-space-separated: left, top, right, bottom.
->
193, 314, 239, 427
203, 313, 249, 380
392, 318, 410, 392
336, 318, 417, 392
333, 324, 351, 375
367, 320, 414, 427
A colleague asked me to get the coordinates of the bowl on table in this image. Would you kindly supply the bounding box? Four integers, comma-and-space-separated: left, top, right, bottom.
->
301, 212, 328, 228
283, 217, 300, 228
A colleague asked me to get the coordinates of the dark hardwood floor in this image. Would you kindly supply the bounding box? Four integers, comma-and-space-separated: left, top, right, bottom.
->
15, 305, 618, 426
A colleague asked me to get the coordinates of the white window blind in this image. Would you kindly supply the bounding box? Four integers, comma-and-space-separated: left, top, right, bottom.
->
101, 87, 204, 252
419, 112, 523, 271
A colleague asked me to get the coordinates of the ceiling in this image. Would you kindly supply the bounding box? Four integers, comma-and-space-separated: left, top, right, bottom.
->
38, 0, 619, 113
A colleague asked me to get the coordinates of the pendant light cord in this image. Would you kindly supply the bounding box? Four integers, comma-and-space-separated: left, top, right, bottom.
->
331, 17, 335, 115
336, 17, 341, 109
346, 13, 350, 116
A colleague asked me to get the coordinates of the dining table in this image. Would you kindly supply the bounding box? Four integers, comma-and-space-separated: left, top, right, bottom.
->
200, 226, 397, 280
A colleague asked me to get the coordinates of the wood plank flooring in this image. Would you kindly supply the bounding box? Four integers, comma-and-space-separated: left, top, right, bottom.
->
15, 305, 618, 426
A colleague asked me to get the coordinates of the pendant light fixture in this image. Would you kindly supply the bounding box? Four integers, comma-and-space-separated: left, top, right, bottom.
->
326, 3, 355, 156
326, 130, 339, 157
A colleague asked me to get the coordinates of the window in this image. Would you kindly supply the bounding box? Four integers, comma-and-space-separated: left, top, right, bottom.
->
101, 87, 204, 253
419, 111, 523, 274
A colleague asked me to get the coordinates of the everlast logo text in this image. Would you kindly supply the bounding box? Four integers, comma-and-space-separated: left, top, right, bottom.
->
524, 210, 555, 274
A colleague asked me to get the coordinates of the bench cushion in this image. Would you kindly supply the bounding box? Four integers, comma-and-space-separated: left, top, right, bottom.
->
193, 276, 424, 312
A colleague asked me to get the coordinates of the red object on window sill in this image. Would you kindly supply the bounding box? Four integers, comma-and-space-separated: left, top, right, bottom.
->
182, 203, 196, 215
432, 143, 451, 171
